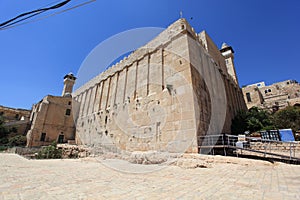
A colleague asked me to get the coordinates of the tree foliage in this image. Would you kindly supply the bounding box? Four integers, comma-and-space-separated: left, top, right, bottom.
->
231, 106, 300, 135
231, 110, 248, 135
272, 106, 300, 133
231, 107, 274, 135
0, 116, 9, 139
36, 142, 62, 159
0, 116, 22, 147
8, 135, 27, 147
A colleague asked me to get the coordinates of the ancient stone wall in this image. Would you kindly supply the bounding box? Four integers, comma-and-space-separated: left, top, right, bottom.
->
0, 105, 30, 123
242, 80, 300, 110
188, 29, 246, 146
26, 95, 76, 147
245, 141, 300, 158
73, 19, 246, 153
0, 105, 31, 135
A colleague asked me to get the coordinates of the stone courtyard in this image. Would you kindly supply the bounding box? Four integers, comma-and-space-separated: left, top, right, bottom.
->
0, 153, 299, 199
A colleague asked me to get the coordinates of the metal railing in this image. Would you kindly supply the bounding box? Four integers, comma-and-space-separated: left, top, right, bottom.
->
198, 134, 299, 162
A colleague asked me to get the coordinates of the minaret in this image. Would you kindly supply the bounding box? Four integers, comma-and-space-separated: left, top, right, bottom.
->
62, 73, 76, 97
220, 43, 239, 85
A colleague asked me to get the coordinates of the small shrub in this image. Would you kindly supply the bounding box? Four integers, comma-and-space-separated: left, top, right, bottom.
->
8, 135, 27, 147
0, 145, 8, 152
10, 127, 18, 133
36, 142, 62, 159
0, 137, 8, 145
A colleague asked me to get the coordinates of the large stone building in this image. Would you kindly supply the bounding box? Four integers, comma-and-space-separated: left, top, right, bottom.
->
26, 73, 77, 147
0, 105, 30, 123
73, 18, 246, 153
242, 80, 300, 111
0, 105, 31, 135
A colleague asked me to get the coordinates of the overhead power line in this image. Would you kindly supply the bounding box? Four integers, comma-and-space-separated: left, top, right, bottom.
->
0, 0, 94, 30
0, 0, 71, 28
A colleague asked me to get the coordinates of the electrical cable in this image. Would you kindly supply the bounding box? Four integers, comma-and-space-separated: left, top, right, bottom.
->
0, 0, 95, 31
0, 0, 71, 28
0, 11, 46, 30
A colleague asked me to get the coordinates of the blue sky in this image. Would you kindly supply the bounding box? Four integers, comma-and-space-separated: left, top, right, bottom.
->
0, 0, 299, 109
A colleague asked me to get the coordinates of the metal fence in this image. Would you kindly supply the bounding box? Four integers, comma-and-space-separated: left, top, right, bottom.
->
198, 134, 300, 162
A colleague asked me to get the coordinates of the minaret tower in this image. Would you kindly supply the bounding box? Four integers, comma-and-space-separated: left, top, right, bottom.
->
62, 73, 76, 97
220, 43, 239, 85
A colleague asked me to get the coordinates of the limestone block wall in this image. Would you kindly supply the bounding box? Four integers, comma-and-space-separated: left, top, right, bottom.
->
242, 85, 264, 109
242, 80, 300, 110
248, 142, 300, 158
73, 18, 246, 153
3, 120, 30, 135
0, 106, 31, 136
188, 30, 246, 147
74, 37, 197, 153
26, 96, 76, 147
0, 105, 30, 123
198, 31, 227, 73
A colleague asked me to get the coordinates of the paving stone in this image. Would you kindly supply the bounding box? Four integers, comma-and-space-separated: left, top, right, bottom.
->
0, 153, 299, 199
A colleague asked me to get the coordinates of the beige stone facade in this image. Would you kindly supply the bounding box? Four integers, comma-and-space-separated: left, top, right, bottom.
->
0, 105, 30, 123
0, 105, 31, 135
26, 74, 77, 147
242, 80, 300, 111
73, 19, 246, 153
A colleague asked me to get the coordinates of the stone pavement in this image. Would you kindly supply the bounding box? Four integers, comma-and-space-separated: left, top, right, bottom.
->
0, 153, 299, 200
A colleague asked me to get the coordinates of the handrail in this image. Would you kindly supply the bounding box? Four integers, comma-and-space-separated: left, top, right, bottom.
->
198, 133, 299, 162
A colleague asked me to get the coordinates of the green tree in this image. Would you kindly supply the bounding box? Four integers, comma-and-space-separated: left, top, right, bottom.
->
247, 107, 273, 132
0, 116, 9, 139
231, 110, 248, 134
8, 135, 27, 147
272, 106, 300, 133
231, 107, 274, 135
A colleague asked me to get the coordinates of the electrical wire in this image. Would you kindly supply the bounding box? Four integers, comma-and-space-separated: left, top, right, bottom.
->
0, 11, 46, 30
0, 0, 71, 27
0, 0, 73, 30
0, 0, 95, 31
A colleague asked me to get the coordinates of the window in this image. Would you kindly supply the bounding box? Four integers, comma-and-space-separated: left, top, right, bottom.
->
65, 109, 71, 116
15, 114, 19, 119
58, 134, 64, 143
40, 133, 46, 142
68, 101, 71, 105
246, 92, 252, 102
265, 89, 272, 94
105, 116, 108, 125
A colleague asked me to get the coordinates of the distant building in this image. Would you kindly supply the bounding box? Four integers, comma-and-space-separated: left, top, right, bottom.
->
242, 80, 300, 111
26, 73, 77, 147
0, 105, 31, 135
0, 105, 30, 123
